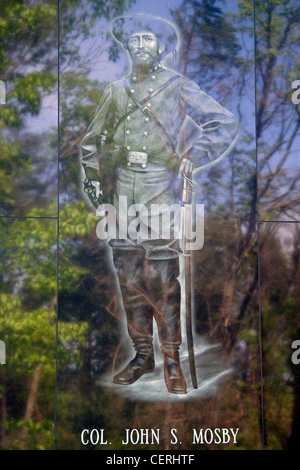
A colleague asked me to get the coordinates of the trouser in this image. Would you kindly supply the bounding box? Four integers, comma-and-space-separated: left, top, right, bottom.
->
112, 247, 181, 356
109, 166, 182, 355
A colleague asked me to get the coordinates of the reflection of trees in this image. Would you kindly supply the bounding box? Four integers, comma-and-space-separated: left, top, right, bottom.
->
259, 223, 300, 449
255, 1, 300, 220
170, 0, 258, 353
0, 0, 136, 450
0, 215, 88, 449
0, 0, 58, 216
1, 0, 299, 451
0, 0, 58, 449
254, 0, 300, 450
56, 0, 262, 450
172, 0, 241, 93
58, 0, 299, 450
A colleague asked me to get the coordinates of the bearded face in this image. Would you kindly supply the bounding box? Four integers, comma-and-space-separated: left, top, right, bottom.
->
128, 31, 164, 69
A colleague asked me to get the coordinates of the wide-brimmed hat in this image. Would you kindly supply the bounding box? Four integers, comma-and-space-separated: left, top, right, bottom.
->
111, 13, 178, 57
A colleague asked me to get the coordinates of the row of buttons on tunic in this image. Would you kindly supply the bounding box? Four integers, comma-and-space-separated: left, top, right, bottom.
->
126, 116, 150, 122
125, 73, 158, 154
130, 87, 154, 94
128, 102, 152, 108
125, 103, 151, 152
132, 74, 156, 82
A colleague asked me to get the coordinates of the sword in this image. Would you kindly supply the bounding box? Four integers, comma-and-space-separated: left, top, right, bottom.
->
180, 170, 198, 389
179, 127, 240, 389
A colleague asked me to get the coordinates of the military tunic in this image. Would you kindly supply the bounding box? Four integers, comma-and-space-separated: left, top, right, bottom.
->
81, 65, 238, 175
80, 66, 238, 259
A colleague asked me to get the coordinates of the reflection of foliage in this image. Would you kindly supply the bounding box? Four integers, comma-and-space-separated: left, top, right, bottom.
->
253, 0, 300, 220
54, 0, 300, 451
171, 0, 241, 91
59, 71, 105, 202
1, 0, 299, 452
251, 0, 300, 449
259, 223, 300, 449
0, 0, 58, 216
0, 216, 88, 450
58, 201, 122, 381
170, 0, 258, 355
55, 0, 263, 451
0, 0, 137, 450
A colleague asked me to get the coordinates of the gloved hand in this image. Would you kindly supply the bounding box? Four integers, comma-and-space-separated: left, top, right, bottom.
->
83, 178, 103, 208
178, 157, 193, 177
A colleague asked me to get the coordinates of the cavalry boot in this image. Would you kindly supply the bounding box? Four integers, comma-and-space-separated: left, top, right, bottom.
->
113, 351, 155, 385
111, 247, 155, 382
146, 257, 186, 394
164, 350, 186, 394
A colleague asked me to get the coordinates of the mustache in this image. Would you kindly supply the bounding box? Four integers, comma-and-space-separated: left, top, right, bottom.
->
135, 49, 150, 55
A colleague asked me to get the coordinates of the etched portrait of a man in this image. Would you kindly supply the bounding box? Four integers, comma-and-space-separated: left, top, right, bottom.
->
80, 13, 238, 395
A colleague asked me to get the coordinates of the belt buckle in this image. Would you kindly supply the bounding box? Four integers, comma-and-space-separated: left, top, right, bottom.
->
128, 151, 148, 168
